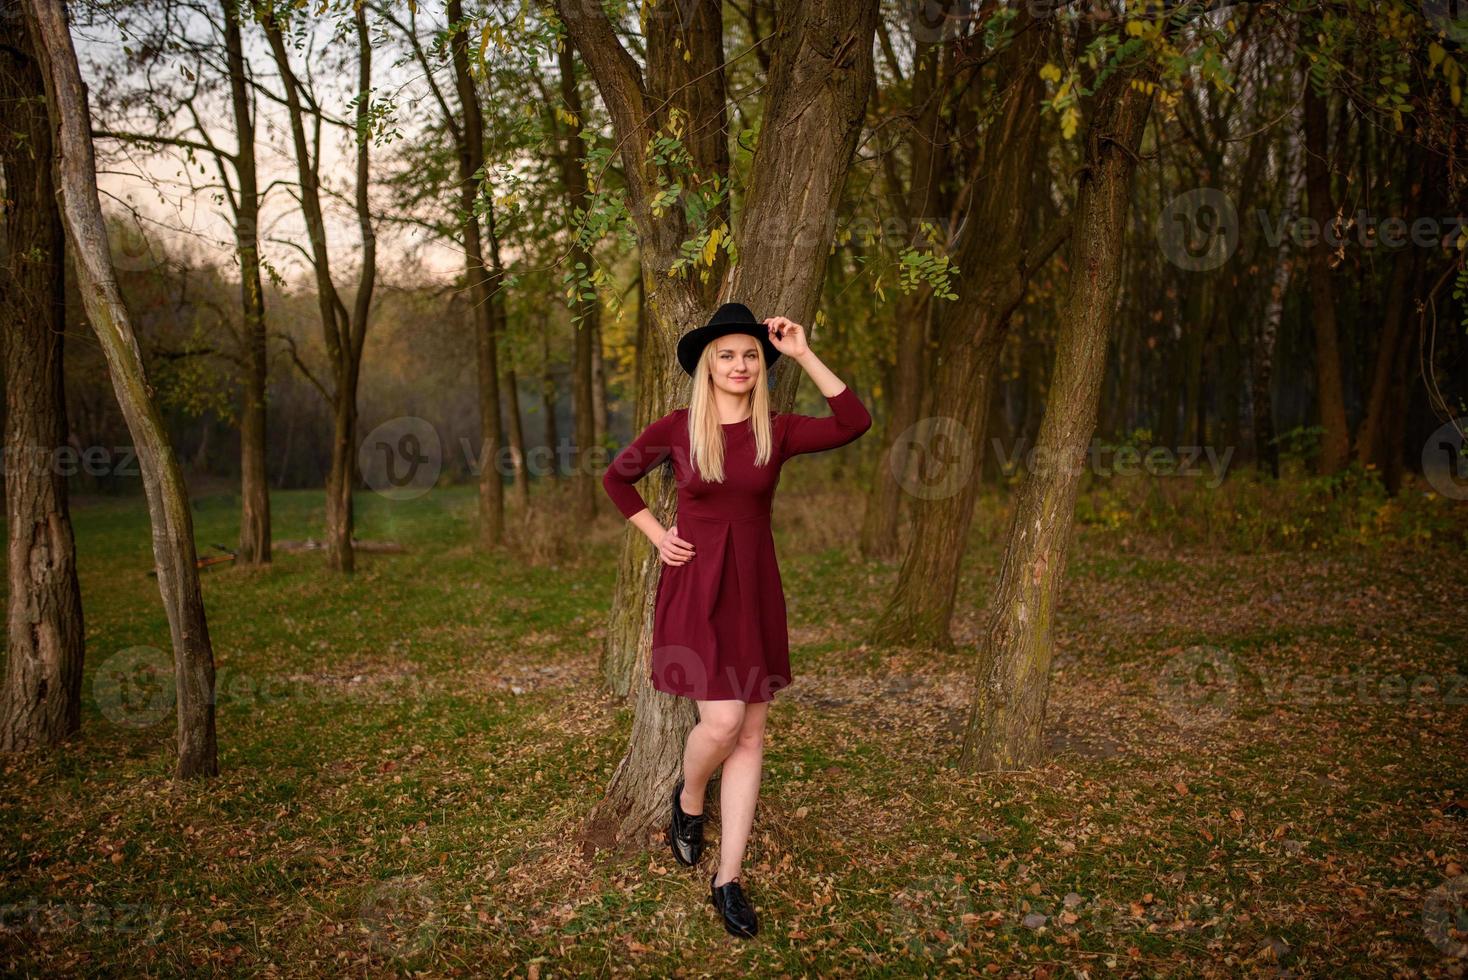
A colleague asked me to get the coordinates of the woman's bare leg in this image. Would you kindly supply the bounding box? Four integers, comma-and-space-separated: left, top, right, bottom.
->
681, 699, 745, 816
713, 699, 769, 886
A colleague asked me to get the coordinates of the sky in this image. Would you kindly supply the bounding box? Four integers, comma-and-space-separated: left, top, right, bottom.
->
73, 3, 470, 292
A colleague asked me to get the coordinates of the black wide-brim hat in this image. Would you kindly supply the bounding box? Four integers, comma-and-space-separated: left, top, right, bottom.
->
676, 302, 782, 377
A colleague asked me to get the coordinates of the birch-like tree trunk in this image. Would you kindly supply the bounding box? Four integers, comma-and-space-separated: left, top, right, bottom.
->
26, 0, 218, 777
959, 57, 1157, 772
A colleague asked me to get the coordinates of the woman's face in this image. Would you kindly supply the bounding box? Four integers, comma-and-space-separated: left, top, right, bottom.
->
708, 333, 761, 396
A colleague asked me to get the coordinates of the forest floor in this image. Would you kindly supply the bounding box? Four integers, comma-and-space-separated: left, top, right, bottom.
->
1, 470, 1465, 978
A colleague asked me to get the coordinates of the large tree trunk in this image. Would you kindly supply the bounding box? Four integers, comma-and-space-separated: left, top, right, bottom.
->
559, 0, 877, 847
0, 1, 86, 752
558, 44, 601, 523
1355, 140, 1435, 473
1300, 72, 1351, 474
26, 0, 218, 777
224, 0, 270, 565
870, 14, 1057, 650
959, 58, 1157, 773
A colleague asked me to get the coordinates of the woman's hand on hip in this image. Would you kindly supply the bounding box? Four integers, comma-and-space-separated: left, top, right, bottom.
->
657, 524, 696, 566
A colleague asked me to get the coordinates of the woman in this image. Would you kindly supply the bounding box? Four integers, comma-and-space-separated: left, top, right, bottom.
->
601, 301, 872, 939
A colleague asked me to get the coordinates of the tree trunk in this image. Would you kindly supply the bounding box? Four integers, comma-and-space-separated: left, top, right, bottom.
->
557, 44, 602, 522
224, 0, 270, 565
505, 367, 530, 510
870, 14, 1055, 649
261, 5, 375, 573
0, 2, 86, 753
859, 32, 946, 562
1301, 72, 1351, 474
541, 320, 561, 483
441, 0, 506, 548
559, 0, 877, 847
959, 57, 1156, 773
1251, 114, 1302, 478
27, 0, 218, 777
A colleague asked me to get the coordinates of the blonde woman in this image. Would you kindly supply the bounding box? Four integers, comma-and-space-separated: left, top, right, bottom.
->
602, 302, 872, 938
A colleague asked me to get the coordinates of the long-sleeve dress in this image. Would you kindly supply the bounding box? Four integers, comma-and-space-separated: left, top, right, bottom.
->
602, 385, 873, 703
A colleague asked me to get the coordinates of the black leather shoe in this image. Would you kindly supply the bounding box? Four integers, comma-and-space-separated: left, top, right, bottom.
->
709, 872, 759, 938
667, 777, 705, 866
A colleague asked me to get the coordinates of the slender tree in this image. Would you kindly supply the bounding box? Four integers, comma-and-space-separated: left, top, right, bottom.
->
25, 0, 218, 778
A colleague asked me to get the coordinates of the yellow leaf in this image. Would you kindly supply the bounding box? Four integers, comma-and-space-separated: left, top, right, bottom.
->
1125, 19, 1145, 36
1429, 42, 1446, 69
1039, 62, 1062, 83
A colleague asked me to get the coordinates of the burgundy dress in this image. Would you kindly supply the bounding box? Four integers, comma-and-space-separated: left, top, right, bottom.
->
602, 385, 873, 703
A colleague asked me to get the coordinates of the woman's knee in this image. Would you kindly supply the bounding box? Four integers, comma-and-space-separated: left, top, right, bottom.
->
697, 700, 745, 748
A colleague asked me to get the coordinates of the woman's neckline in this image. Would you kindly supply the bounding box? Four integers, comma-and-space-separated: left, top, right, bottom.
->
721, 415, 751, 427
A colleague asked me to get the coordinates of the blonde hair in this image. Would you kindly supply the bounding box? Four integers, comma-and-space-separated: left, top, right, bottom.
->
687, 333, 774, 481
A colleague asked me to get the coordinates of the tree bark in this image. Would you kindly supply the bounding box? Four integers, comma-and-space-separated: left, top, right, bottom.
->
261, 2, 376, 573
0, 0, 86, 753
859, 30, 946, 562
557, 43, 601, 522
224, 0, 270, 565
1301, 70, 1351, 474
26, 0, 218, 777
559, 0, 877, 848
870, 14, 1057, 650
959, 55, 1157, 772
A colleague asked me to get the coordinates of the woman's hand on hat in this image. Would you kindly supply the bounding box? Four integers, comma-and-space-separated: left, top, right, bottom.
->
657, 524, 696, 566
764, 316, 808, 358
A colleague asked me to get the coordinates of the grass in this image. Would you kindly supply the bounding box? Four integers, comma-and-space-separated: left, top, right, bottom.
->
1, 470, 1466, 977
